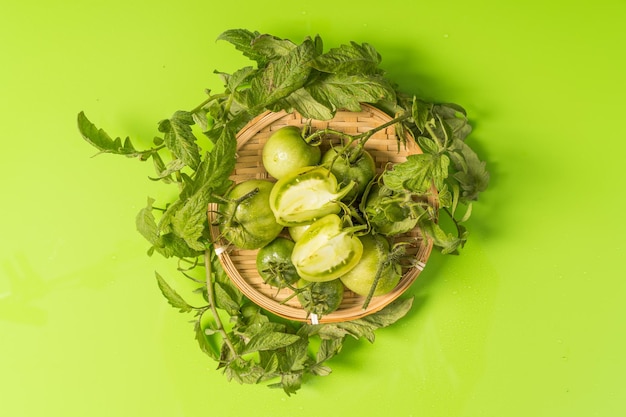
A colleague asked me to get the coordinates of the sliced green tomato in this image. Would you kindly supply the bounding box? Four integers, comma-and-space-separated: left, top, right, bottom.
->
269, 166, 355, 227
290, 214, 364, 282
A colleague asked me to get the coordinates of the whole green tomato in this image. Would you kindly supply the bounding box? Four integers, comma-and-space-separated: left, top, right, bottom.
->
321, 146, 376, 202
340, 233, 402, 297
218, 179, 283, 250
262, 126, 321, 179
296, 278, 344, 317
256, 237, 300, 288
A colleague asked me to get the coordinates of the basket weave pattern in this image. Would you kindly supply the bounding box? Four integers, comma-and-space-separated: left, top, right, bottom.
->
208, 104, 434, 323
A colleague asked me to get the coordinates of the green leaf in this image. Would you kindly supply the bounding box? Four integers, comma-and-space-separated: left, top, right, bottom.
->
157, 111, 201, 169
355, 296, 414, 328
316, 337, 344, 363
269, 373, 303, 396
250, 34, 297, 62
417, 136, 440, 154
383, 153, 449, 193
217, 66, 256, 94
155, 271, 194, 313
182, 124, 237, 201
258, 351, 280, 376
171, 186, 210, 251
432, 103, 472, 141
214, 281, 241, 316
194, 317, 219, 360
420, 219, 464, 254
156, 199, 182, 236
411, 98, 432, 133
241, 331, 301, 355
449, 139, 490, 201
77, 112, 139, 156
136, 197, 159, 245
149, 158, 185, 182
242, 37, 319, 111
306, 73, 395, 112
153, 232, 203, 259
216, 29, 264, 64
327, 296, 414, 343
281, 335, 310, 372
312, 42, 382, 75
272, 87, 334, 120
224, 357, 265, 385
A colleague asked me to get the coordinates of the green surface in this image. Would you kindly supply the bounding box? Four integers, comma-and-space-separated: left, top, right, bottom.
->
2, 1, 625, 416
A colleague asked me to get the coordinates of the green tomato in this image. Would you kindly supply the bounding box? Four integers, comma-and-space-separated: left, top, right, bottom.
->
296, 278, 344, 317
321, 146, 376, 202
256, 237, 300, 288
340, 233, 402, 297
262, 126, 321, 179
218, 180, 284, 250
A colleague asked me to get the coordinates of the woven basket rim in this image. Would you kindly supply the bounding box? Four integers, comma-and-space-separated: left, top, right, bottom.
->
208, 103, 435, 323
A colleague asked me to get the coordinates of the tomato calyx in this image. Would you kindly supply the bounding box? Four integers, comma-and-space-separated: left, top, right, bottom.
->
256, 237, 300, 288
295, 278, 344, 318
321, 145, 376, 203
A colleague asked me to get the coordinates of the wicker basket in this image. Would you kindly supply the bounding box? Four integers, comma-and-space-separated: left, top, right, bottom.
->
208, 103, 435, 323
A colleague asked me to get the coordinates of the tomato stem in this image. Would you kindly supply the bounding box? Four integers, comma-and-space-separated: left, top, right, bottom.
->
204, 249, 239, 359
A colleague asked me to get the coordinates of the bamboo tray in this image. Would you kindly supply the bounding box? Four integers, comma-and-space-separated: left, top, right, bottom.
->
208, 103, 435, 323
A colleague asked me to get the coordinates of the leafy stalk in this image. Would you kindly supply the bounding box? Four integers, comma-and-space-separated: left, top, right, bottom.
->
204, 249, 239, 360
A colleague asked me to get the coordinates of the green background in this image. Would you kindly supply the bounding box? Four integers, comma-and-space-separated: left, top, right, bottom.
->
2, 1, 625, 416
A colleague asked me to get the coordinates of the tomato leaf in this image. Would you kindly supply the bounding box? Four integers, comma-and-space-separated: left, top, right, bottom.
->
181, 124, 237, 202
194, 317, 220, 360
411, 98, 432, 134
272, 87, 334, 120
306, 73, 396, 112
158, 111, 201, 169
250, 34, 297, 62
171, 186, 210, 251
213, 282, 242, 316
383, 152, 449, 194
77, 112, 139, 157
241, 37, 320, 112
312, 41, 383, 75
216, 29, 264, 63
155, 272, 194, 313
449, 139, 490, 201
136, 197, 160, 246
420, 219, 465, 254
241, 331, 301, 355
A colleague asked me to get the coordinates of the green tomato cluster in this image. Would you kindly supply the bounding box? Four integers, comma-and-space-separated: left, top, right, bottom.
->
219, 126, 412, 317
